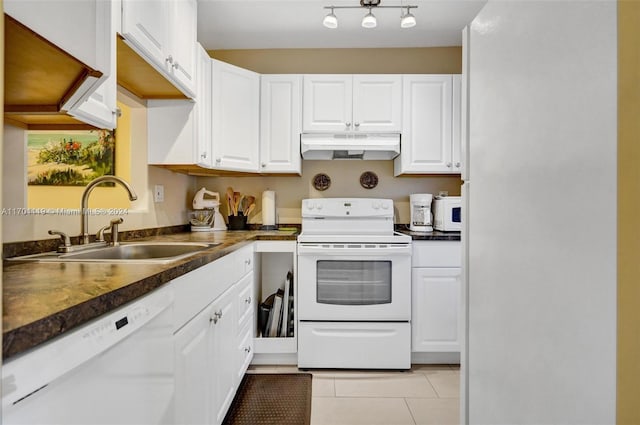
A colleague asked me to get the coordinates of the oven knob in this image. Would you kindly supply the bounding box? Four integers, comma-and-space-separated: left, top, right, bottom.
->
307, 202, 315, 210
382, 202, 390, 209
316, 203, 323, 210
372, 201, 380, 209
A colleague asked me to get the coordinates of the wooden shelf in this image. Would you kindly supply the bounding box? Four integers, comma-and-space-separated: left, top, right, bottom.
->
4, 14, 102, 129
116, 37, 187, 100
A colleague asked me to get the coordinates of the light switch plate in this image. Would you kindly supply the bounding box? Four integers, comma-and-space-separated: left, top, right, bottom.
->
154, 185, 164, 202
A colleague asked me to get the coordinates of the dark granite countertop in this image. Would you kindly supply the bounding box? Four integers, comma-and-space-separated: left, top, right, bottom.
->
396, 225, 461, 241
2, 229, 297, 360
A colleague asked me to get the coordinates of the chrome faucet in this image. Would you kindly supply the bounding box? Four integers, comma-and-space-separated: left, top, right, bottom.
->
80, 176, 137, 244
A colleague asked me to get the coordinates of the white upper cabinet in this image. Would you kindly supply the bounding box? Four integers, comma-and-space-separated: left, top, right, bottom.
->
303, 75, 401, 133
168, 0, 197, 95
260, 75, 302, 174
394, 75, 461, 175
303, 75, 352, 132
147, 44, 211, 167
4, 0, 118, 129
352, 75, 402, 132
452, 75, 462, 173
66, 0, 118, 130
121, 0, 196, 98
211, 60, 260, 172
196, 45, 213, 167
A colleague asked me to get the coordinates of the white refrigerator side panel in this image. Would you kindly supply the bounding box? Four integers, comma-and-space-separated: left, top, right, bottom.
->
467, 2, 616, 425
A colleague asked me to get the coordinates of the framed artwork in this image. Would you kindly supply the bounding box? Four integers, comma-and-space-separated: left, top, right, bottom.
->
27, 129, 115, 186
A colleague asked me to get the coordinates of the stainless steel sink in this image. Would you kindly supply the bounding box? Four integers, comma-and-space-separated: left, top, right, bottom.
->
8, 242, 221, 264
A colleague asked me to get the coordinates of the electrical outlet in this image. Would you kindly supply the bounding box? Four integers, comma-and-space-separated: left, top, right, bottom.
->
154, 185, 164, 202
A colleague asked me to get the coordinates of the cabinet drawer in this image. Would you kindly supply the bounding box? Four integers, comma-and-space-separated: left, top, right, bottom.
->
236, 273, 254, 330
412, 241, 461, 268
236, 322, 254, 381
236, 244, 255, 277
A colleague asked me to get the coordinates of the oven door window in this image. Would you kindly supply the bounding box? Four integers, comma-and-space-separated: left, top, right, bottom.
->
316, 260, 391, 305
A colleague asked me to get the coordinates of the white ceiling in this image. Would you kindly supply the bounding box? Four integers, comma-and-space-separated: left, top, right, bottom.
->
197, 0, 487, 50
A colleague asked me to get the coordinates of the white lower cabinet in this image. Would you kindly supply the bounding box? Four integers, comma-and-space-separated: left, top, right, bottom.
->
210, 284, 239, 425
173, 245, 255, 425
411, 241, 462, 356
412, 268, 461, 352
174, 299, 214, 425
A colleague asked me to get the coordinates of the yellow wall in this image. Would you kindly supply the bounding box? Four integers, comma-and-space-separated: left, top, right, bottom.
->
617, 1, 640, 423
27, 102, 132, 209
209, 47, 462, 74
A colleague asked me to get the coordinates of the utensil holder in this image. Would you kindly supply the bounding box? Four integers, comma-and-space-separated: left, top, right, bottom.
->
228, 215, 247, 230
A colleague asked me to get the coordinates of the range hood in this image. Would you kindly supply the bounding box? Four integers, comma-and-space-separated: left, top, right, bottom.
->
300, 133, 400, 160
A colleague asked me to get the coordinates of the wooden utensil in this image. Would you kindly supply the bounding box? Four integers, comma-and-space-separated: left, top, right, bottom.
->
246, 203, 255, 217
226, 187, 234, 215
238, 195, 246, 215
246, 195, 255, 209
233, 192, 241, 215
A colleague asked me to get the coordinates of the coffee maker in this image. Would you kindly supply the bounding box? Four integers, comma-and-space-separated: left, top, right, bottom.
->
409, 193, 433, 232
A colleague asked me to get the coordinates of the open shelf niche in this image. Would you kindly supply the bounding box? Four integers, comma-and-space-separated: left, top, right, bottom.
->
252, 241, 297, 364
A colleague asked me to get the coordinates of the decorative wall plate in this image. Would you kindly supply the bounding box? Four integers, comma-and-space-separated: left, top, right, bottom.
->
359, 171, 378, 189
312, 173, 331, 191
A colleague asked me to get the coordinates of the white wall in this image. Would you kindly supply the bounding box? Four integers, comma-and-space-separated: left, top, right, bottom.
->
467, 2, 616, 424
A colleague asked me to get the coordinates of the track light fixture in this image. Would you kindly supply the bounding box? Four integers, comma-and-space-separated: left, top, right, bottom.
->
323, 0, 418, 30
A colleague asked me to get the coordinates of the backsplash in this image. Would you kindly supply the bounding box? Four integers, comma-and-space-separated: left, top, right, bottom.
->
196, 160, 461, 225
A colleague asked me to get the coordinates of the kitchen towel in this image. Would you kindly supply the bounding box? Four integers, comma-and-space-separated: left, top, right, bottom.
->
262, 190, 276, 226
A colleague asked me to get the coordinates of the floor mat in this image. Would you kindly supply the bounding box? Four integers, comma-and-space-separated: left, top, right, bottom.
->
223, 373, 312, 425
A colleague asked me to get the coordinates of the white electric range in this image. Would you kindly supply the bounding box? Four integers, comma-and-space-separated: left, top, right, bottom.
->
297, 198, 412, 369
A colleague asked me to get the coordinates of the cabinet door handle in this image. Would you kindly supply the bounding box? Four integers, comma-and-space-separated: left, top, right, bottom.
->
201, 152, 207, 159
172, 61, 180, 70
244, 346, 251, 353
166, 55, 174, 64
345, 122, 351, 128
455, 162, 461, 168
216, 158, 221, 163
261, 163, 266, 168
446, 162, 452, 168
354, 122, 360, 128
245, 258, 251, 266
210, 309, 223, 324
245, 296, 252, 304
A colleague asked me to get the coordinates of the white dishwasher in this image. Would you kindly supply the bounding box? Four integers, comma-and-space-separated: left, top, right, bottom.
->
2, 286, 175, 425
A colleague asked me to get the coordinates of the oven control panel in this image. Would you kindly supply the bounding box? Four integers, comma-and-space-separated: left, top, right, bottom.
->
302, 198, 393, 218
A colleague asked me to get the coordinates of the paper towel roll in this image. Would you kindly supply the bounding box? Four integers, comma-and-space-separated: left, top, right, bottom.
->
262, 190, 276, 226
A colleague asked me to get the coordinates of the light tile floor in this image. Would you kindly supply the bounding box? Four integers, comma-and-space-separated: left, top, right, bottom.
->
247, 364, 460, 425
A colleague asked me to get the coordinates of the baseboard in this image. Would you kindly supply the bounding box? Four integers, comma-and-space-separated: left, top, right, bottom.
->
251, 353, 298, 365
412, 352, 460, 364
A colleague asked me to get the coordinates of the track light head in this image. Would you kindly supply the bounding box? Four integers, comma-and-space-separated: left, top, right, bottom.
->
361, 7, 377, 29
400, 8, 416, 28
323, 7, 338, 29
